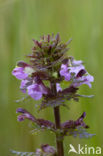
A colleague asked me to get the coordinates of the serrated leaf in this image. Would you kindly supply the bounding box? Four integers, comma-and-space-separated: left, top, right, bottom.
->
68, 126, 95, 138
39, 97, 66, 110
39, 92, 78, 111
39, 86, 78, 110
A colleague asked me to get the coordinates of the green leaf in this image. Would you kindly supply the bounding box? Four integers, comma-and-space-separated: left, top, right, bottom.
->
67, 126, 95, 138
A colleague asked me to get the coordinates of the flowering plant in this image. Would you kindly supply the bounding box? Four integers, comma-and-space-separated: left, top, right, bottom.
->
12, 34, 94, 156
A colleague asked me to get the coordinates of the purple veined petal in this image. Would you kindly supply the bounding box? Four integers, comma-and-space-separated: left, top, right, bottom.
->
56, 83, 62, 92
12, 67, 28, 80
27, 84, 44, 100
60, 64, 71, 81
61, 64, 68, 71
33, 77, 49, 95
82, 75, 94, 88
64, 73, 71, 81
61, 64, 69, 73
72, 59, 83, 66
73, 74, 94, 88
60, 64, 68, 76
28, 89, 42, 100
86, 74, 94, 82
69, 65, 85, 76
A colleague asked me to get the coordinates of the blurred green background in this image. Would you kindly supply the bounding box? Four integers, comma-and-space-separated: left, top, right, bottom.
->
0, 0, 103, 155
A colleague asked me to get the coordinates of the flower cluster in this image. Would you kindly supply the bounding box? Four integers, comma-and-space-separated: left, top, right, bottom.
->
12, 62, 49, 100
60, 57, 94, 88
12, 58, 94, 101
12, 34, 94, 156
12, 63, 63, 100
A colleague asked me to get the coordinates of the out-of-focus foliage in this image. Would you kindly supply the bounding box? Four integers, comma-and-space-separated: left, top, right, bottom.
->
0, 0, 103, 155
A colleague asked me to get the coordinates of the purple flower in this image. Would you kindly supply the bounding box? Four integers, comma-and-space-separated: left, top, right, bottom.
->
12, 67, 28, 80
12, 64, 49, 100
16, 108, 36, 122
61, 112, 89, 129
12, 64, 35, 80
60, 58, 94, 88
16, 108, 55, 129
27, 83, 48, 100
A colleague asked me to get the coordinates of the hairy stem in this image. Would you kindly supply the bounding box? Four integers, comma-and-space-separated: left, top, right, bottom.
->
51, 82, 64, 156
